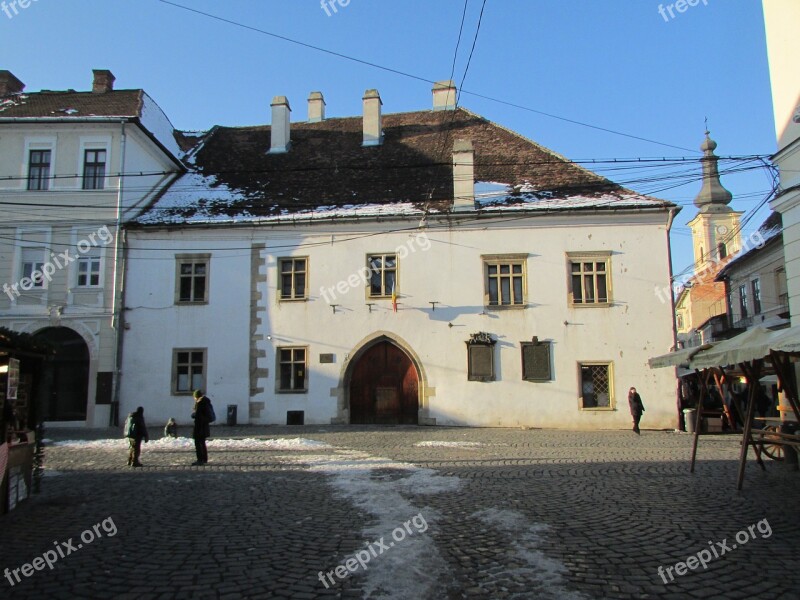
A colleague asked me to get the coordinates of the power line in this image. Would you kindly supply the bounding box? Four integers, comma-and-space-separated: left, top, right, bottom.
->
156, 0, 696, 154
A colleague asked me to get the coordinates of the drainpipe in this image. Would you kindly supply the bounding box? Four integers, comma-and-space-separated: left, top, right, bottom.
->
666, 206, 681, 430
110, 121, 127, 426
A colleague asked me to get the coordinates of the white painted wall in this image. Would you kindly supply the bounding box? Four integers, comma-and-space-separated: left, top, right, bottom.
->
122, 210, 678, 430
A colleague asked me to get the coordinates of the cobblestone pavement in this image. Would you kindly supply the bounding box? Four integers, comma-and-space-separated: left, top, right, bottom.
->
2, 426, 800, 599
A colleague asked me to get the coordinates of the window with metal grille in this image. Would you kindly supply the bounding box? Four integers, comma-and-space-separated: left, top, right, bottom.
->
176, 255, 209, 303
173, 349, 206, 394
484, 256, 525, 307
278, 347, 307, 392
28, 150, 51, 191
82, 149, 107, 190
279, 257, 307, 300
368, 254, 396, 298
579, 363, 612, 409
521, 341, 552, 381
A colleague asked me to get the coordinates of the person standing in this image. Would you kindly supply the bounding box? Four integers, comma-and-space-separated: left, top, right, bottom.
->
125, 406, 149, 467
191, 390, 212, 465
628, 387, 645, 435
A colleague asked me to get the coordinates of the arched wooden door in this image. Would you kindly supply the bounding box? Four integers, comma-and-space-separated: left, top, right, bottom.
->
349, 341, 419, 424
34, 327, 90, 421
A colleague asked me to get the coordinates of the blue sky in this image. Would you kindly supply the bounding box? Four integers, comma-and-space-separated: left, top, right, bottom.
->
0, 0, 777, 279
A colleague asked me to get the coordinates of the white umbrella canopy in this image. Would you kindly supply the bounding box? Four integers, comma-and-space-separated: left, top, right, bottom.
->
648, 344, 714, 369
689, 326, 800, 369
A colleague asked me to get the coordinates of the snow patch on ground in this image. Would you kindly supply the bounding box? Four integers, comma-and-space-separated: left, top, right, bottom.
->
52, 437, 331, 451
414, 441, 484, 448
295, 450, 459, 598
473, 508, 587, 600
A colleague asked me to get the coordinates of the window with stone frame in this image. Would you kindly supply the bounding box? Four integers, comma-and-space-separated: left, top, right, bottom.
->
579, 362, 613, 409
175, 254, 210, 304
173, 349, 206, 395
279, 257, 308, 300
483, 255, 526, 308
277, 347, 307, 392
568, 253, 611, 306
368, 253, 397, 298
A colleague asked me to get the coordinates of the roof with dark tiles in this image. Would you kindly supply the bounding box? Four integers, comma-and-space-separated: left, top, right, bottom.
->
137, 107, 674, 225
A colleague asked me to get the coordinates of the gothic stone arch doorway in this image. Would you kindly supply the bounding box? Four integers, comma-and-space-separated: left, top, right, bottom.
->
34, 327, 90, 421
349, 340, 419, 425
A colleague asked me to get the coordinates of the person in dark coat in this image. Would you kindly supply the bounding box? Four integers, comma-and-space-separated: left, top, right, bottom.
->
628, 387, 645, 434
191, 390, 212, 465
125, 406, 149, 467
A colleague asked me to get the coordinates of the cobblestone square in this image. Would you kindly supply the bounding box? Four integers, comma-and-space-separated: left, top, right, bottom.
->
1, 426, 799, 599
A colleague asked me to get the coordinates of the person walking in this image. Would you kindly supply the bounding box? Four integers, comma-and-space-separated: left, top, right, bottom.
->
628, 387, 645, 434
191, 390, 212, 465
125, 406, 149, 467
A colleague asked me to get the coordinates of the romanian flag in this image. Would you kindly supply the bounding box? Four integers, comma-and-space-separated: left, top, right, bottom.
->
391, 281, 397, 313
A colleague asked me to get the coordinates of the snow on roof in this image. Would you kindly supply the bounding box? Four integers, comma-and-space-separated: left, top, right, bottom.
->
139, 92, 183, 160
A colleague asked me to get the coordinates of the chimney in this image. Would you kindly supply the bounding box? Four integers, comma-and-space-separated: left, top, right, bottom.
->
433, 80, 457, 111
452, 139, 475, 212
270, 96, 292, 154
362, 89, 383, 147
308, 91, 325, 122
0, 71, 25, 96
92, 69, 116, 93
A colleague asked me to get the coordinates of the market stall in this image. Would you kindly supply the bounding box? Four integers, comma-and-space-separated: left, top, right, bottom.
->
649, 326, 800, 489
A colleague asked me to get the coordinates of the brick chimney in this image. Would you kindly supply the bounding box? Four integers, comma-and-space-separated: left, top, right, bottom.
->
92, 69, 116, 93
452, 139, 475, 212
433, 80, 457, 111
270, 96, 291, 154
308, 91, 325, 122
0, 71, 25, 96
362, 89, 383, 147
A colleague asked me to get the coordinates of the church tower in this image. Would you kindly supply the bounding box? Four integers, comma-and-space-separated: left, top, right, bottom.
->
686, 132, 742, 274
